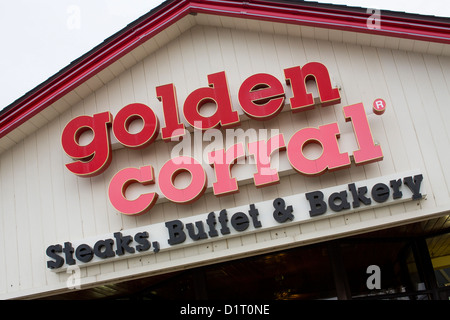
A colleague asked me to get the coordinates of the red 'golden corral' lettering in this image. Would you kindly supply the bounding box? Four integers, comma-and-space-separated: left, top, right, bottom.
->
61, 63, 384, 216
112, 103, 159, 149
108, 166, 158, 216
183, 71, 240, 131
61, 111, 112, 177
158, 156, 207, 204
156, 83, 185, 141
208, 143, 246, 196
343, 102, 383, 164
238, 73, 285, 120
287, 123, 350, 176
248, 134, 286, 187
284, 62, 341, 111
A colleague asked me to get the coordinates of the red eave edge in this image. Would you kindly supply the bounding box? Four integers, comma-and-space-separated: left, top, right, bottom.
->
1, 0, 449, 140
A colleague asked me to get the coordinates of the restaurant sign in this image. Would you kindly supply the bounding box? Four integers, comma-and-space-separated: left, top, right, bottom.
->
60, 62, 384, 216
46, 62, 426, 271
46, 170, 425, 270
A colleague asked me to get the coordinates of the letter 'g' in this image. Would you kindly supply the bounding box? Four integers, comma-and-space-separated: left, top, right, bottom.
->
61, 111, 112, 177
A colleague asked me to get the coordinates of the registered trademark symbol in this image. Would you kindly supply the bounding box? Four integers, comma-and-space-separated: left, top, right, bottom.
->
373, 98, 386, 115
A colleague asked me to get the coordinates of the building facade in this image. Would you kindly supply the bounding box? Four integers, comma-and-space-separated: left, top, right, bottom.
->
0, 0, 449, 300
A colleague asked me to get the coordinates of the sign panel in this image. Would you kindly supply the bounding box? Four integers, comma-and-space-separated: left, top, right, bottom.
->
46, 170, 425, 271
49, 62, 424, 273
60, 63, 385, 217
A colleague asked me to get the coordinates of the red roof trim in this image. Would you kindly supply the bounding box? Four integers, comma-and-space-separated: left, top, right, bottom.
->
1, 0, 449, 140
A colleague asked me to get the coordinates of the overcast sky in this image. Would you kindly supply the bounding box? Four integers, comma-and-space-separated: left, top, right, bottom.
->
0, 0, 449, 109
